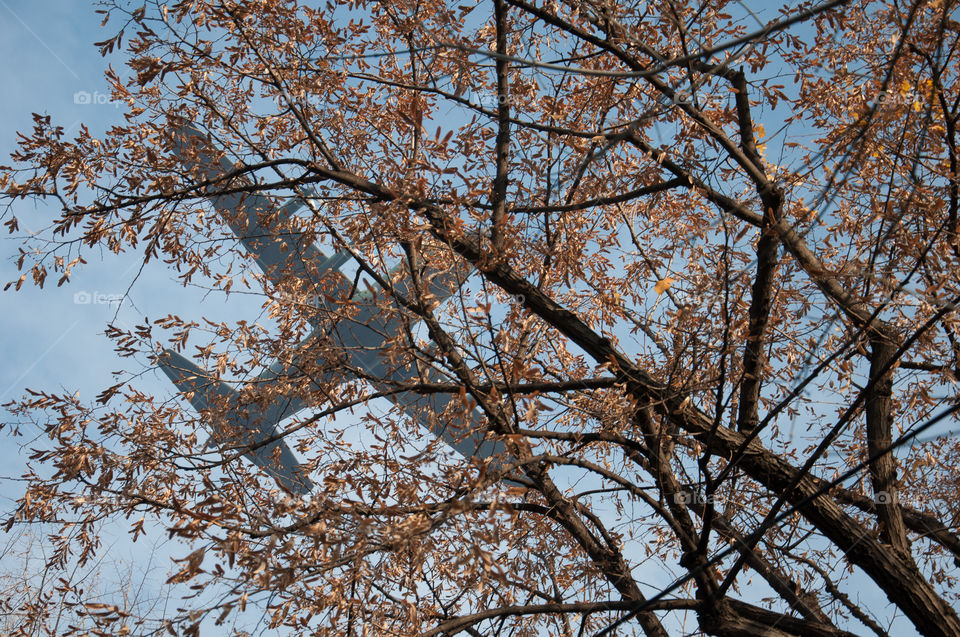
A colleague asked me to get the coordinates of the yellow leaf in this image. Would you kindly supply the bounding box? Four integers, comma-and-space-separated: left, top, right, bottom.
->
654, 277, 675, 295
899, 80, 911, 96
913, 101, 923, 112
755, 124, 765, 139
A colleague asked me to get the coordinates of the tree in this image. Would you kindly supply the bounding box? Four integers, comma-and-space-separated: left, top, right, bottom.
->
2, 0, 960, 634
0, 522, 173, 636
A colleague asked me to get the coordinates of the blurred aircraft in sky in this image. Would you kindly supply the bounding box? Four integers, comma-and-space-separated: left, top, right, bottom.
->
159, 126, 504, 493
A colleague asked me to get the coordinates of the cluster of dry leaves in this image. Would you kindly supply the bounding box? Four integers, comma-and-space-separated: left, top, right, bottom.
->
2, 0, 960, 635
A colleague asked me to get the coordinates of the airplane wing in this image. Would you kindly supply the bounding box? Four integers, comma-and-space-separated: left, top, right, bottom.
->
166, 126, 348, 490
367, 372, 507, 465
322, 261, 508, 462
175, 124, 473, 318
344, 285, 509, 473
166, 125, 505, 491
171, 124, 331, 289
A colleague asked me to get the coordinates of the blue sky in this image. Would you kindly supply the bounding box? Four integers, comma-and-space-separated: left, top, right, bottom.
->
0, 5, 495, 631
0, 2, 274, 632
0, 1, 941, 635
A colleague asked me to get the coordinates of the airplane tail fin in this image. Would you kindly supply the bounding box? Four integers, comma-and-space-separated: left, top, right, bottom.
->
158, 350, 314, 494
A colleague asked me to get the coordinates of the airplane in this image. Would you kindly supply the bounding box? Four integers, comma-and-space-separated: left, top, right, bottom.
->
158, 126, 506, 494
